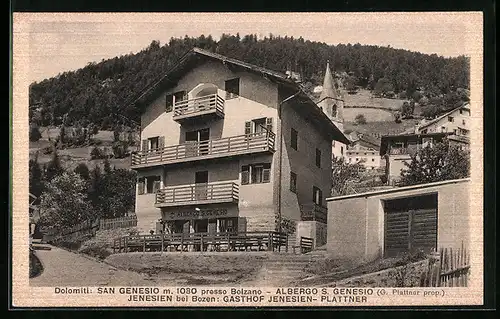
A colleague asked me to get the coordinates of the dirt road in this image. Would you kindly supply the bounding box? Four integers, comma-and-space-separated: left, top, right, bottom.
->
30, 245, 149, 286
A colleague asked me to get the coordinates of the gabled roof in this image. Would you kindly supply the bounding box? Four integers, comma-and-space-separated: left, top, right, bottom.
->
418, 103, 470, 131
129, 47, 350, 144
318, 61, 343, 120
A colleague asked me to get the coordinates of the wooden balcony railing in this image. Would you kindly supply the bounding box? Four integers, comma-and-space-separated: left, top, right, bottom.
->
300, 203, 328, 224
155, 181, 239, 207
173, 94, 224, 121
131, 131, 276, 168
389, 146, 421, 155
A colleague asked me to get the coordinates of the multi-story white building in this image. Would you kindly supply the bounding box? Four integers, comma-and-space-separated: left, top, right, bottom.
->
129, 48, 349, 241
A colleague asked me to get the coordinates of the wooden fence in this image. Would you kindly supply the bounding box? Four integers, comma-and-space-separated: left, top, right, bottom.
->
43, 219, 100, 243
113, 231, 289, 253
99, 215, 137, 230
421, 243, 471, 287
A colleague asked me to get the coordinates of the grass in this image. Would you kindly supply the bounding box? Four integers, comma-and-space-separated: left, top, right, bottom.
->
343, 89, 406, 110
296, 252, 428, 287
344, 119, 421, 137
105, 252, 267, 284
29, 128, 132, 170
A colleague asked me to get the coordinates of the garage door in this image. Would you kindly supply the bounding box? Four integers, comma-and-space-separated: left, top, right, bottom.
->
384, 194, 438, 258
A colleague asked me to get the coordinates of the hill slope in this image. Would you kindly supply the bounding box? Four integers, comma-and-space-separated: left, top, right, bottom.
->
29, 34, 470, 130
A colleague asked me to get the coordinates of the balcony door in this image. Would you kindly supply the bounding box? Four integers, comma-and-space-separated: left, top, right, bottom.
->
194, 171, 209, 201
185, 128, 210, 156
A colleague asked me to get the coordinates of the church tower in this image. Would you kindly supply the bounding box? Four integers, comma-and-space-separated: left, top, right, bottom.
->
318, 61, 344, 132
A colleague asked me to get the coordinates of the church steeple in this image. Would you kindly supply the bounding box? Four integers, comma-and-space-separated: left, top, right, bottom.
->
318, 61, 344, 131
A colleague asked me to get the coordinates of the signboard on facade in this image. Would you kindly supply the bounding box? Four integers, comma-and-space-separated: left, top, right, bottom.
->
162, 207, 237, 220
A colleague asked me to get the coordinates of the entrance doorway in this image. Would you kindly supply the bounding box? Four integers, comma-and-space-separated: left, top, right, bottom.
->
185, 128, 210, 156
194, 171, 208, 200
194, 219, 208, 233
383, 194, 438, 257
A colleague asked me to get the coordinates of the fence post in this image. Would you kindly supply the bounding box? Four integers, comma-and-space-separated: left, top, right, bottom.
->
161, 232, 164, 253
181, 233, 184, 252
267, 233, 272, 251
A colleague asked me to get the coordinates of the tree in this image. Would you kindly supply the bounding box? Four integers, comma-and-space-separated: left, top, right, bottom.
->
332, 156, 363, 196
29, 126, 42, 142
74, 163, 90, 180
112, 141, 128, 159
401, 101, 413, 118
98, 168, 137, 218
345, 75, 358, 93
90, 146, 105, 160
393, 111, 402, 123
399, 141, 470, 186
44, 149, 64, 182
29, 153, 44, 199
354, 113, 367, 125
39, 171, 94, 229
374, 77, 394, 97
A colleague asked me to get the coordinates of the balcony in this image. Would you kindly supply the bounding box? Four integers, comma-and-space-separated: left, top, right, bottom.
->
131, 131, 276, 169
173, 94, 224, 124
388, 145, 421, 156
155, 181, 239, 207
300, 203, 328, 224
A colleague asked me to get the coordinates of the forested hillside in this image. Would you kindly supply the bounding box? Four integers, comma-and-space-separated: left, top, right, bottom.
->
29, 34, 470, 129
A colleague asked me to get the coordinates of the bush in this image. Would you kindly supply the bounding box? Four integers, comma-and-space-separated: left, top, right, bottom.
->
112, 141, 129, 159
30, 126, 43, 142
79, 243, 112, 260
90, 146, 106, 160
354, 113, 367, 125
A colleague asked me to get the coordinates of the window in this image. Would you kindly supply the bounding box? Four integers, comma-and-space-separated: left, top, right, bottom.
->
421, 129, 428, 134
315, 148, 322, 168
356, 158, 359, 161
341, 146, 344, 155
225, 78, 240, 99
291, 128, 298, 150
364, 152, 367, 156
149, 137, 159, 150
349, 158, 352, 162
441, 126, 446, 132
245, 118, 273, 135
142, 136, 164, 152
448, 116, 454, 122
219, 218, 238, 233
138, 176, 161, 195
165, 90, 187, 112
241, 163, 271, 184
290, 172, 297, 193
462, 119, 466, 125
459, 109, 462, 114
372, 158, 375, 162
313, 186, 322, 205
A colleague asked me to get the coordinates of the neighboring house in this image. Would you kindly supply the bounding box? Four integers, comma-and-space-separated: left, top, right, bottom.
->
128, 48, 349, 238
345, 132, 382, 170
418, 104, 471, 139
327, 178, 470, 263
318, 62, 346, 160
380, 132, 469, 184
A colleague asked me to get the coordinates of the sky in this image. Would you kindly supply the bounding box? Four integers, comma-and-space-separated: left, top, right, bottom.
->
13, 12, 482, 84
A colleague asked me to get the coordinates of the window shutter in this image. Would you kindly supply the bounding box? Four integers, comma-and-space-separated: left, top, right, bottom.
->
245, 121, 252, 135
241, 165, 249, 185
263, 164, 271, 183
319, 189, 323, 206
165, 94, 173, 112
266, 117, 273, 132
237, 217, 247, 233
159, 136, 165, 150
142, 139, 148, 152
138, 178, 145, 195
